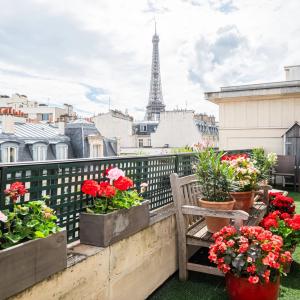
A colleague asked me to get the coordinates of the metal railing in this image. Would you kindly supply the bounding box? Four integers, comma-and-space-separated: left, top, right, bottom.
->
0, 153, 195, 243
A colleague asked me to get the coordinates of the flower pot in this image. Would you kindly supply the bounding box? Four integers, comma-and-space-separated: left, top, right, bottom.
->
230, 191, 255, 212
80, 200, 150, 247
198, 199, 235, 233
225, 272, 280, 300
0, 230, 67, 300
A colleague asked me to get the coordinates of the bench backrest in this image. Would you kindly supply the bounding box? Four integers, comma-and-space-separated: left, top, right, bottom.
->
170, 173, 204, 231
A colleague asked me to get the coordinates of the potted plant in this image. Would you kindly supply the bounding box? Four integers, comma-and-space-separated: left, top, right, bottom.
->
196, 148, 236, 233
209, 225, 292, 300
251, 148, 277, 184
80, 167, 150, 247
0, 182, 66, 300
260, 211, 300, 272
222, 153, 260, 212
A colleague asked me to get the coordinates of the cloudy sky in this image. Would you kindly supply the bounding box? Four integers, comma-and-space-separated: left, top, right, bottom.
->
0, 0, 299, 120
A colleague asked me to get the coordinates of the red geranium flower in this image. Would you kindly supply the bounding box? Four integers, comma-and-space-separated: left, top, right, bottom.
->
98, 181, 116, 198
4, 181, 28, 202
260, 216, 279, 230
113, 176, 133, 191
81, 180, 99, 197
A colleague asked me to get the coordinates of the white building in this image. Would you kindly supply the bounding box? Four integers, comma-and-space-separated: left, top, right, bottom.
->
92, 110, 135, 148
205, 65, 300, 154
150, 110, 218, 148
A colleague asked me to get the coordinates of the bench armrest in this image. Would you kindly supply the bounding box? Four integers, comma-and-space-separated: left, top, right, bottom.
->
181, 205, 249, 220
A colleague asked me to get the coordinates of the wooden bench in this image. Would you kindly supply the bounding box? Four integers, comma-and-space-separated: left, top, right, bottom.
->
170, 173, 268, 281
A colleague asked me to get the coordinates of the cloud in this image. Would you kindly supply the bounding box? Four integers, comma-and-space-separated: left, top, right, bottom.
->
0, 0, 299, 121
185, 0, 238, 13
187, 24, 288, 91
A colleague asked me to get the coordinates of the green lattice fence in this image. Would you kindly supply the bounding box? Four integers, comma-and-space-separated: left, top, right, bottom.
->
0, 153, 195, 243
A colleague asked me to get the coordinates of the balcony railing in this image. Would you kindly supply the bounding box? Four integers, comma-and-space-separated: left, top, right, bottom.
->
0, 153, 195, 243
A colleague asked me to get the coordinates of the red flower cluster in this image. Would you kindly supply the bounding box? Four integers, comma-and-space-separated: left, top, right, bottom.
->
285, 215, 300, 231
4, 182, 28, 202
98, 181, 116, 198
81, 180, 100, 197
81, 180, 117, 199
260, 211, 300, 250
113, 176, 133, 191
269, 192, 295, 214
81, 168, 133, 199
221, 153, 249, 161
209, 226, 291, 284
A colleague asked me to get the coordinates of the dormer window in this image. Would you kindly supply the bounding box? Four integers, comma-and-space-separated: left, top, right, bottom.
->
33, 143, 47, 161
1, 144, 18, 163
56, 144, 68, 160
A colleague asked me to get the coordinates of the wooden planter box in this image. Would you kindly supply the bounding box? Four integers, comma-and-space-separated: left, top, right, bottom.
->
0, 230, 67, 300
80, 200, 150, 247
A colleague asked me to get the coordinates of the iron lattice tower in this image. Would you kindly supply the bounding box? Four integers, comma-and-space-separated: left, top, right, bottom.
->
145, 23, 165, 121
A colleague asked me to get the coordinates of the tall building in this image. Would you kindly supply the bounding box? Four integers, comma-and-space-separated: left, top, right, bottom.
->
145, 23, 165, 121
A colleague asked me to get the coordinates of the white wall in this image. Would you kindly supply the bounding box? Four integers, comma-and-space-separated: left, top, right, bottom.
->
218, 97, 300, 152
93, 113, 135, 148
151, 111, 203, 148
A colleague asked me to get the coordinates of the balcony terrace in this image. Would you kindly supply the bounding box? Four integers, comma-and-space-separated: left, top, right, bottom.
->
0, 152, 299, 300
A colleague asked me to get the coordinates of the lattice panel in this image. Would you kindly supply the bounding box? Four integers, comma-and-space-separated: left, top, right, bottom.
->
0, 154, 194, 242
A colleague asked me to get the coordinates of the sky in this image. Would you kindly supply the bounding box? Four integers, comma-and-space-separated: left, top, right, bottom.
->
0, 0, 299, 120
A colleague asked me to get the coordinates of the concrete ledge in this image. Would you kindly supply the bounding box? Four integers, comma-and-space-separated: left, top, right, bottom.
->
11, 206, 177, 300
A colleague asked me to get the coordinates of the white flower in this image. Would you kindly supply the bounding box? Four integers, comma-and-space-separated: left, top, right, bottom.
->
0, 211, 8, 223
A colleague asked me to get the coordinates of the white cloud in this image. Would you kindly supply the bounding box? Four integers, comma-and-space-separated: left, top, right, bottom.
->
0, 0, 299, 120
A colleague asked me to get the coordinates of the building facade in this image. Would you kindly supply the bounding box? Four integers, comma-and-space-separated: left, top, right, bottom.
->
205, 65, 300, 154
92, 110, 134, 148
150, 110, 218, 148
0, 94, 76, 123
0, 115, 117, 163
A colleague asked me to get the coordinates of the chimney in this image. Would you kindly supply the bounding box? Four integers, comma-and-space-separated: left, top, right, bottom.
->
2, 115, 15, 134
57, 121, 65, 135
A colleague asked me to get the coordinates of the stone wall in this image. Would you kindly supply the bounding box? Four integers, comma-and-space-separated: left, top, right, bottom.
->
11, 213, 177, 300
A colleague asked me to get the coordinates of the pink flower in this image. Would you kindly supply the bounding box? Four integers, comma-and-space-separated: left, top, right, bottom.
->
107, 167, 125, 182
0, 211, 8, 223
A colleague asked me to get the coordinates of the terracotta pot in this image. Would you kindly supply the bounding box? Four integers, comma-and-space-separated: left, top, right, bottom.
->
230, 191, 255, 212
198, 199, 235, 233
225, 272, 280, 300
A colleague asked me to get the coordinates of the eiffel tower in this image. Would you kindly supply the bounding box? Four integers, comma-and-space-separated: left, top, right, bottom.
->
145, 23, 165, 121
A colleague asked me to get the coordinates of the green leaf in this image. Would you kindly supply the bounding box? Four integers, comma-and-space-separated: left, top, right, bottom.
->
4, 232, 22, 244
34, 231, 45, 238
26, 219, 40, 228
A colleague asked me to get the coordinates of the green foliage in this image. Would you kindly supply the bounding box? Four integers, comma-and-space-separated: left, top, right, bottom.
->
251, 148, 277, 181
196, 148, 236, 202
0, 200, 60, 249
171, 146, 194, 154
88, 190, 143, 214
270, 219, 300, 251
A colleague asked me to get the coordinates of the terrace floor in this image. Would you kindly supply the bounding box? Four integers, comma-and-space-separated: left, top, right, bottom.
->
148, 190, 300, 300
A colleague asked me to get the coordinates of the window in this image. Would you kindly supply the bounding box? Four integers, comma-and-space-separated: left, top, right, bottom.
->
140, 125, 147, 132
147, 139, 151, 147
1, 146, 18, 163
138, 139, 143, 148
33, 144, 47, 161
90, 144, 102, 158
56, 144, 68, 160
41, 114, 50, 121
